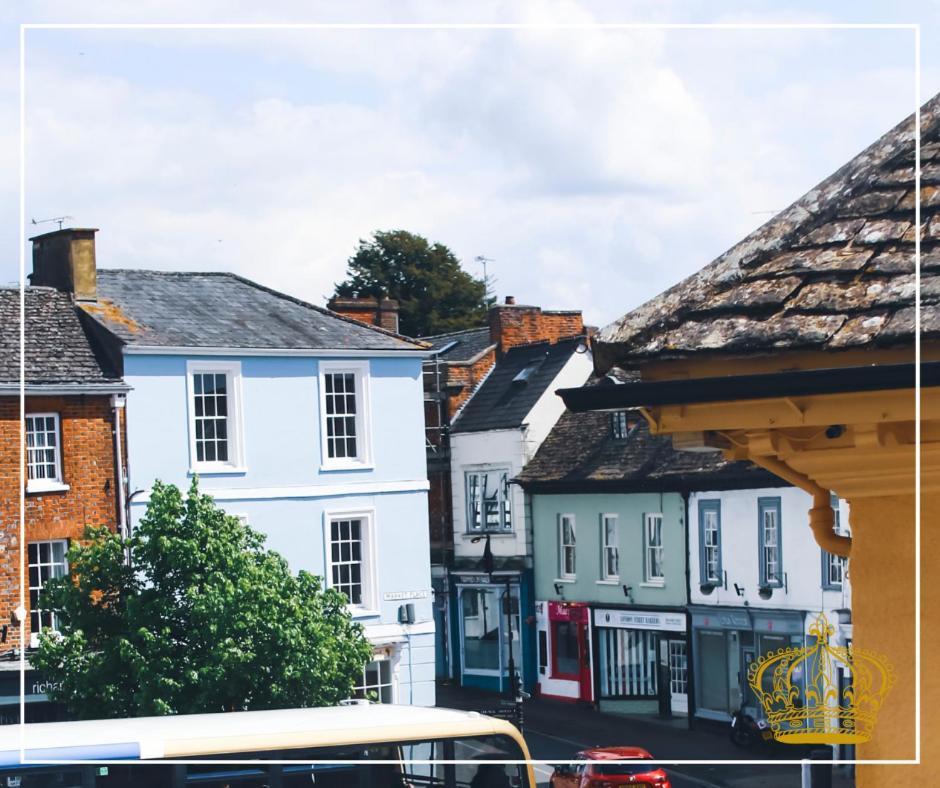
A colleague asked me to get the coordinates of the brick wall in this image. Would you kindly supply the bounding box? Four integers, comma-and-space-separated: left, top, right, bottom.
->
0, 395, 122, 650
446, 347, 498, 419
327, 296, 400, 334
488, 305, 584, 354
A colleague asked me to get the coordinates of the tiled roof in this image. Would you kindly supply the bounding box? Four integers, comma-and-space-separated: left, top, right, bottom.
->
515, 380, 779, 491
421, 326, 495, 362
82, 270, 427, 351
451, 338, 586, 434
595, 92, 940, 370
0, 287, 121, 386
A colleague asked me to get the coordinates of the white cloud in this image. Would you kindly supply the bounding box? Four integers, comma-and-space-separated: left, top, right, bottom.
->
5, 2, 938, 326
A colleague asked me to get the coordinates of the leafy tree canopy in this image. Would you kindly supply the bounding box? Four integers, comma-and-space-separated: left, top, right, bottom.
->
33, 479, 373, 719
334, 230, 488, 337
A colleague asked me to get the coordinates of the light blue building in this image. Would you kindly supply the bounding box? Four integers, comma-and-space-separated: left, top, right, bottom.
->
45, 228, 435, 707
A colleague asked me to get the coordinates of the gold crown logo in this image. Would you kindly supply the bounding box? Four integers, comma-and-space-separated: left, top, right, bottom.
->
747, 614, 895, 744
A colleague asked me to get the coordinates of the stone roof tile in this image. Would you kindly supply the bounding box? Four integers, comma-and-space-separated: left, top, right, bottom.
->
594, 91, 940, 369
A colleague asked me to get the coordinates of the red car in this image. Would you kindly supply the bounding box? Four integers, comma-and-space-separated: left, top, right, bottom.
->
548, 747, 671, 788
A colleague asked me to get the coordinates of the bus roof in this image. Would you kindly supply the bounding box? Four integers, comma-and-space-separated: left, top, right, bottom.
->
0, 704, 523, 764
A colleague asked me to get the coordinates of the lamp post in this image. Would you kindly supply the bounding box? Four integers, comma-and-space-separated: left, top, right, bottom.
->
471, 533, 524, 725
502, 574, 518, 700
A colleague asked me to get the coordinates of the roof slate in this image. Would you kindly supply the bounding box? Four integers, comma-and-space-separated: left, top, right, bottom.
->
422, 326, 495, 362
0, 287, 121, 386
516, 380, 778, 491
83, 270, 426, 352
451, 338, 585, 434
595, 92, 940, 369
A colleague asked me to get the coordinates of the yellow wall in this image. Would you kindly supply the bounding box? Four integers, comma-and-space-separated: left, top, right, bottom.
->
852, 492, 938, 784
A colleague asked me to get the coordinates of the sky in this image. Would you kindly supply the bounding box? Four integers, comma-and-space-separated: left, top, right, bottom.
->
2, 1, 940, 331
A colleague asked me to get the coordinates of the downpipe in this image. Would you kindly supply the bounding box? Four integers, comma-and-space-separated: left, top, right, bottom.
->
744, 452, 851, 559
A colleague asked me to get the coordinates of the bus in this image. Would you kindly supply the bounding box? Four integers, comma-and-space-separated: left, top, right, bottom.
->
0, 703, 536, 787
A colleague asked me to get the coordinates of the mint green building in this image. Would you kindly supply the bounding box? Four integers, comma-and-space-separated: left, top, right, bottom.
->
515, 401, 774, 718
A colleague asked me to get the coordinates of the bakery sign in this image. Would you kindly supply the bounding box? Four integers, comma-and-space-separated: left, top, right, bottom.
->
593, 608, 686, 633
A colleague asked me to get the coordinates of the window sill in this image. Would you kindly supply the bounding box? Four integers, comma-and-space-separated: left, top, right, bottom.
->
461, 532, 514, 539
554, 578, 576, 584
596, 579, 620, 586
640, 580, 665, 588
188, 466, 248, 476
26, 481, 70, 495
349, 607, 380, 619
320, 461, 375, 473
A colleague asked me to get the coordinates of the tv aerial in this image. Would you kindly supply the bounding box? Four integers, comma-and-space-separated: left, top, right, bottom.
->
31, 215, 73, 231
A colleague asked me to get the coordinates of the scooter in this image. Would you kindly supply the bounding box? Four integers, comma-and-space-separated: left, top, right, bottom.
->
729, 708, 774, 749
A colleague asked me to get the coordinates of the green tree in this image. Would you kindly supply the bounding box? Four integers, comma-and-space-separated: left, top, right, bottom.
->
334, 230, 488, 337
33, 479, 373, 719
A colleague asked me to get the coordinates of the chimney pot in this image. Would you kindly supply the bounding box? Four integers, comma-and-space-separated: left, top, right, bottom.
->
505, 296, 515, 305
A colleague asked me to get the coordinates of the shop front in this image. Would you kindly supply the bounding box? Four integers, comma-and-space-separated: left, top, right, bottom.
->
592, 606, 688, 717
450, 570, 535, 694
535, 600, 593, 702
0, 665, 65, 724
689, 605, 805, 722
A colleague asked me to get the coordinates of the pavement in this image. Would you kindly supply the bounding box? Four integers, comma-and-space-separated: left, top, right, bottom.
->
435, 681, 855, 788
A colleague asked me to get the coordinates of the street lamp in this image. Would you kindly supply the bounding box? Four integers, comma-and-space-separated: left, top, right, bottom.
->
470, 533, 520, 701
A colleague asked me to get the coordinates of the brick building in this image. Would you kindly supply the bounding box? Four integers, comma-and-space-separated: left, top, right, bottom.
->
419, 299, 587, 681
0, 282, 127, 721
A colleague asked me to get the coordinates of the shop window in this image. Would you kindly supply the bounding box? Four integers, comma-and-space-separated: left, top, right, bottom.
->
597, 628, 659, 697
552, 620, 580, 679
538, 630, 548, 675
461, 588, 501, 672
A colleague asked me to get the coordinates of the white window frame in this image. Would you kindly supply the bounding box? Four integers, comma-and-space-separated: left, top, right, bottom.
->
25, 412, 68, 493
28, 539, 68, 648
354, 653, 396, 704
558, 514, 577, 581
323, 508, 378, 617
599, 513, 619, 583
186, 360, 246, 474
643, 512, 665, 586
464, 466, 513, 533
318, 360, 373, 471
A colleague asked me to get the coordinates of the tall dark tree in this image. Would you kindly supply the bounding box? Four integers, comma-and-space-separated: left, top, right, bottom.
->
334, 230, 488, 337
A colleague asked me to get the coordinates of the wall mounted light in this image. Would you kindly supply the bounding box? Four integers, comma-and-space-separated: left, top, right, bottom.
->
733, 583, 745, 597
622, 585, 633, 603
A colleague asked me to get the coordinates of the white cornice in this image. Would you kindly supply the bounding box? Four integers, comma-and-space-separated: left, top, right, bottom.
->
130, 478, 430, 504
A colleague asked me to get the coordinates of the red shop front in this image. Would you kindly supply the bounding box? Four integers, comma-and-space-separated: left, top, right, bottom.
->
537, 601, 593, 702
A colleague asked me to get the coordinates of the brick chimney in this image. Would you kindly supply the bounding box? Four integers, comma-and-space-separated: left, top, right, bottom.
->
29, 228, 99, 302
328, 296, 400, 333
488, 299, 584, 354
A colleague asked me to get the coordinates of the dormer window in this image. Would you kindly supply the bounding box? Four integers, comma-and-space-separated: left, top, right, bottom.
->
611, 411, 630, 439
